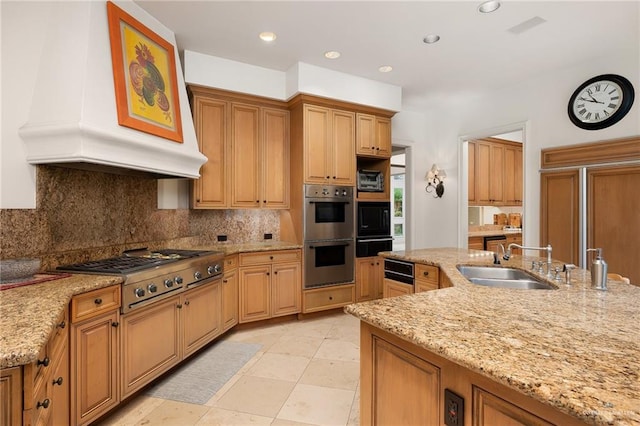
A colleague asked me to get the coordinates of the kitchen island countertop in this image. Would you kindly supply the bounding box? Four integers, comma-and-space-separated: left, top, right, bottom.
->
345, 248, 640, 426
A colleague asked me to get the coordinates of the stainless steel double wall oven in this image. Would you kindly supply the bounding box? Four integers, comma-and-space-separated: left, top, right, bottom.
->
303, 184, 355, 289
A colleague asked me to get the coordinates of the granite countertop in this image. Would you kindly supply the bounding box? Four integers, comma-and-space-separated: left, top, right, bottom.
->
0, 241, 302, 370
345, 248, 640, 426
0, 274, 123, 369
194, 241, 302, 255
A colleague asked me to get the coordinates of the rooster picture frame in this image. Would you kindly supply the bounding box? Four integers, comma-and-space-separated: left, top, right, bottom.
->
107, 1, 183, 143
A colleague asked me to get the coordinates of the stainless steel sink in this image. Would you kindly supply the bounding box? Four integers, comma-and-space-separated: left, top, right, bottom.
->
456, 266, 556, 290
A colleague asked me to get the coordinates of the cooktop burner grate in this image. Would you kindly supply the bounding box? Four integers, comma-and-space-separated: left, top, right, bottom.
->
57, 256, 170, 274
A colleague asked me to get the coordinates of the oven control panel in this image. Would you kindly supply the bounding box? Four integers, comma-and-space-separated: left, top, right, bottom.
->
305, 184, 353, 199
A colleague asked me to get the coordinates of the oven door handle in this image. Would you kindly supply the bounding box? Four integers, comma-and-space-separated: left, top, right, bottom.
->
307, 201, 351, 204
357, 237, 393, 242
308, 242, 351, 249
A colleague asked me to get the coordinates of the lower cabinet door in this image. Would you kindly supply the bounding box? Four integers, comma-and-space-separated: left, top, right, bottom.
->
222, 269, 239, 331
272, 262, 301, 317
369, 336, 440, 425
71, 311, 119, 426
183, 280, 222, 358
383, 278, 414, 298
473, 386, 553, 426
239, 266, 271, 323
121, 296, 181, 399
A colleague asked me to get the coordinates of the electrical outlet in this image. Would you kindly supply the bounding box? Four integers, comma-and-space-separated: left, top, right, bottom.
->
444, 389, 464, 426
264, 233, 273, 240
217, 235, 227, 242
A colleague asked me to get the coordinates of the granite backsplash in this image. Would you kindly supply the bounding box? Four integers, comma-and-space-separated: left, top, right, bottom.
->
0, 166, 280, 270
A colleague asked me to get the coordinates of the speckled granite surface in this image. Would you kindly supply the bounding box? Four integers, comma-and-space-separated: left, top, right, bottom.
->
0, 241, 300, 370
345, 248, 640, 426
0, 274, 122, 369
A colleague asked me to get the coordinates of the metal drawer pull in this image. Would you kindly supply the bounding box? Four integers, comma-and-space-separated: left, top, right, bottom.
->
94, 298, 103, 305
52, 377, 63, 386
57, 320, 66, 329
37, 399, 50, 409
37, 357, 50, 367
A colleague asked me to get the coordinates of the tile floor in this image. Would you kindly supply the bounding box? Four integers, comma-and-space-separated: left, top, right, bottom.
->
98, 312, 361, 426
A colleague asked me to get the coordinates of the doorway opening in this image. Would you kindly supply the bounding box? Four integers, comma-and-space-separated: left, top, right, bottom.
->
391, 147, 407, 251
459, 123, 527, 249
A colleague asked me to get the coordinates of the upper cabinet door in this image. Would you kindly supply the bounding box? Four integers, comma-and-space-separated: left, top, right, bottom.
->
191, 98, 229, 208
230, 103, 261, 208
356, 114, 391, 158
262, 108, 290, 208
331, 110, 356, 185
304, 105, 332, 184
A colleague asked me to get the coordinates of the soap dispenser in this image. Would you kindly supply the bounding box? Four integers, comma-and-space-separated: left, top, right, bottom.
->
586, 248, 608, 290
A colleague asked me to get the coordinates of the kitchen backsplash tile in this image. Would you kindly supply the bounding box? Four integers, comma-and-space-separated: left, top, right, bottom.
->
0, 166, 280, 269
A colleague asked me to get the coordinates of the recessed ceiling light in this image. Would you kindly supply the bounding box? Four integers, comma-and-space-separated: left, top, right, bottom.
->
378, 65, 393, 73
423, 34, 441, 44
259, 32, 277, 42
324, 51, 341, 59
478, 1, 501, 13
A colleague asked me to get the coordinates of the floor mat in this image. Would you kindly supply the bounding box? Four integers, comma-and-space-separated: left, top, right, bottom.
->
145, 340, 262, 405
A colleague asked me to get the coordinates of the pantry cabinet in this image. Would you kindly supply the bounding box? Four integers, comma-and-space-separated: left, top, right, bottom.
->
355, 256, 383, 302
541, 137, 640, 284
470, 138, 522, 206
303, 105, 356, 185
356, 113, 391, 158
189, 86, 290, 209
239, 249, 302, 323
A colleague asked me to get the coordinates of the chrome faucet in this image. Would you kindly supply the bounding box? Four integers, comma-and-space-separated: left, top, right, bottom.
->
503, 244, 553, 277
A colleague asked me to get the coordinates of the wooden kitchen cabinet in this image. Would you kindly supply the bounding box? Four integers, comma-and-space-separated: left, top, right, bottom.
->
230, 104, 290, 208
222, 255, 239, 332
120, 296, 181, 399
540, 169, 581, 265
191, 95, 228, 208
189, 86, 290, 209
506, 233, 523, 255
302, 284, 355, 313
239, 249, 302, 323
504, 144, 523, 205
414, 264, 439, 293
360, 323, 581, 426
71, 309, 119, 425
468, 235, 484, 250
0, 367, 22, 426
355, 256, 383, 302
360, 326, 440, 425
470, 138, 522, 206
303, 105, 356, 185
383, 278, 414, 298
356, 113, 391, 158
182, 280, 223, 358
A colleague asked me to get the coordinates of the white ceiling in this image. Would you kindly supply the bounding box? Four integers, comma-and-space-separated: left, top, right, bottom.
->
135, 1, 639, 112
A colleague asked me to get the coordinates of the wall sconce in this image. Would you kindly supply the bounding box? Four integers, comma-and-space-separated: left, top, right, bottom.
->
425, 163, 446, 198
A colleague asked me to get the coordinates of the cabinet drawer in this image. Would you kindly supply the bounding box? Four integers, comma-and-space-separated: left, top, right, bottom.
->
224, 254, 238, 270
71, 285, 121, 323
239, 249, 301, 266
415, 264, 439, 285
303, 284, 354, 313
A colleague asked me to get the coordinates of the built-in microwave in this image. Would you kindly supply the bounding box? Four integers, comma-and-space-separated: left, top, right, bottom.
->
357, 169, 384, 192
357, 201, 391, 238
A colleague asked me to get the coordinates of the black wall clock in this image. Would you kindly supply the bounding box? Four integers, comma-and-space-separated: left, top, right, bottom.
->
568, 74, 635, 130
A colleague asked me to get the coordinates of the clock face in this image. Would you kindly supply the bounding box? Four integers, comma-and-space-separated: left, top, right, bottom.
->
571, 79, 623, 124
568, 74, 635, 130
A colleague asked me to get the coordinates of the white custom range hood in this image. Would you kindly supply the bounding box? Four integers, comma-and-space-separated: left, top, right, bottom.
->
19, 1, 206, 179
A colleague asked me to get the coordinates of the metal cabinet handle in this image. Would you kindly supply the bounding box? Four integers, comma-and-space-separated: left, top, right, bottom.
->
37, 357, 50, 367
94, 298, 103, 305
176, 304, 183, 309
423, 271, 429, 276
111, 321, 119, 328
184, 300, 190, 306
52, 377, 63, 386
57, 320, 66, 329
37, 399, 50, 409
